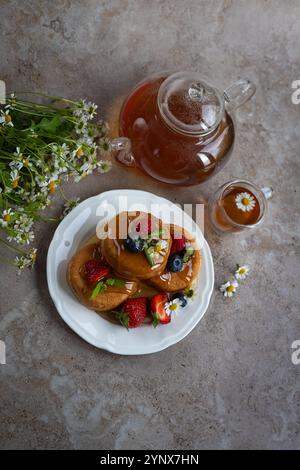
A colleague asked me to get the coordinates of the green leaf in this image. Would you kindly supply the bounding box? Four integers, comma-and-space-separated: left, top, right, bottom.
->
90, 281, 106, 300
182, 247, 194, 263
143, 246, 155, 267
184, 288, 194, 298
106, 278, 126, 288
33, 114, 61, 133
151, 312, 160, 328
148, 228, 166, 239
115, 311, 129, 330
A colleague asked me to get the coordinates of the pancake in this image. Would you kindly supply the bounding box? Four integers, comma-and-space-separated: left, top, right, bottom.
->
67, 242, 138, 312
101, 211, 171, 280
149, 225, 201, 292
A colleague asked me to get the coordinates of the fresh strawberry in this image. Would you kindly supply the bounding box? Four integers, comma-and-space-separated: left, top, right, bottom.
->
117, 297, 147, 329
170, 236, 186, 255
150, 293, 171, 325
84, 260, 110, 285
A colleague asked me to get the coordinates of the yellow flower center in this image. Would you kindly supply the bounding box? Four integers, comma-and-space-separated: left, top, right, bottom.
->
48, 181, 56, 193
5, 114, 12, 123
23, 159, 29, 167
12, 177, 20, 188
242, 197, 251, 206
3, 213, 11, 222
226, 285, 235, 293
239, 268, 246, 275
76, 147, 84, 157
170, 303, 177, 311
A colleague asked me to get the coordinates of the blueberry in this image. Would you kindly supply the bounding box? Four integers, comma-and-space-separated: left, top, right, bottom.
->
124, 237, 144, 253
172, 292, 188, 307
168, 253, 183, 272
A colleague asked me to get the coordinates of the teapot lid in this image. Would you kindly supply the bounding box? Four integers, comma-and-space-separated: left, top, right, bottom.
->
158, 72, 224, 135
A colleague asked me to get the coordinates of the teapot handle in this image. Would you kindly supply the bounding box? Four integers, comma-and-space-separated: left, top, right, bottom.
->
224, 79, 256, 110
110, 137, 135, 166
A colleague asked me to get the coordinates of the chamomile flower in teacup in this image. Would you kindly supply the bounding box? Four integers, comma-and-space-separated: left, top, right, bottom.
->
235, 192, 256, 212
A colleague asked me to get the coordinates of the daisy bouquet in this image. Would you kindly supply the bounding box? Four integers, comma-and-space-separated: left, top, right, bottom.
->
0, 92, 111, 271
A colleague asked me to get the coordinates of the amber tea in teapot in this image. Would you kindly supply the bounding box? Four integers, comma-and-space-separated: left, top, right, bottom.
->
113, 72, 256, 186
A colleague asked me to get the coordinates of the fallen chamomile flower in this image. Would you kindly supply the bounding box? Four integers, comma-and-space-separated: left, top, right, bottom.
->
235, 192, 256, 212
97, 160, 112, 173
165, 298, 181, 316
235, 264, 250, 280
220, 279, 239, 298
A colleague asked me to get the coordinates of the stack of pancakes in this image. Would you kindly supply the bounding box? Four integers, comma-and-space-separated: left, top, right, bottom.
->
68, 211, 201, 313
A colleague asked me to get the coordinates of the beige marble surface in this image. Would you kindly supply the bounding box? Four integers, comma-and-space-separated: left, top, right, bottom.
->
0, 0, 299, 449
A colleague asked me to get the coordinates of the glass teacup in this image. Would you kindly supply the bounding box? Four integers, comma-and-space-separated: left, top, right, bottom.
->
208, 179, 273, 234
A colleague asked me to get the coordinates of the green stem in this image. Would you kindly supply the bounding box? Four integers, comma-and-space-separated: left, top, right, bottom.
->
0, 255, 15, 266
0, 237, 27, 255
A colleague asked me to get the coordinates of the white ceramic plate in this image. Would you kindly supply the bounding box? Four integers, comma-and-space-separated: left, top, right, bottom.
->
47, 189, 214, 355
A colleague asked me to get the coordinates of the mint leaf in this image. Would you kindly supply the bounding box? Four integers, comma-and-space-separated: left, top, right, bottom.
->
106, 278, 126, 288
151, 312, 160, 328
148, 228, 166, 239
90, 281, 106, 300
182, 247, 194, 263
184, 288, 194, 298
143, 246, 155, 266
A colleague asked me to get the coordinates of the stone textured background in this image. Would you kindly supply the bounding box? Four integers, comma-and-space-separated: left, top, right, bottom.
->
0, 0, 299, 449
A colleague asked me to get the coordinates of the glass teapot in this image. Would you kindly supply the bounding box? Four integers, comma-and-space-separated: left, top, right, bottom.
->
111, 71, 256, 186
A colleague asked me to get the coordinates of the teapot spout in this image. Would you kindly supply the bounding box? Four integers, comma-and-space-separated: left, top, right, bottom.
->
224, 79, 256, 110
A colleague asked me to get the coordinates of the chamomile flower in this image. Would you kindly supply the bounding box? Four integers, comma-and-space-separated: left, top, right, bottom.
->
14, 213, 34, 233
9, 160, 23, 171
14, 248, 37, 272
38, 176, 59, 194
0, 109, 14, 127
165, 298, 181, 316
75, 119, 88, 135
154, 239, 168, 255
97, 159, 112, 173
220, 279, 239, 298
62, 197, 80, 217
14, 147, 22, 157
235, 192, 256, 212
235, 265, 250, 280
0, 208, 14, 227
10, 169, 20, 188
74, 99, 98, 120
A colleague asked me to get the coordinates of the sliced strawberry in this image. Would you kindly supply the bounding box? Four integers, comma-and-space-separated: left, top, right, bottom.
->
150, 293, 171, 325
170, 236, 186, 255
84, 259, 110, 285
117, 297, 147, 329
